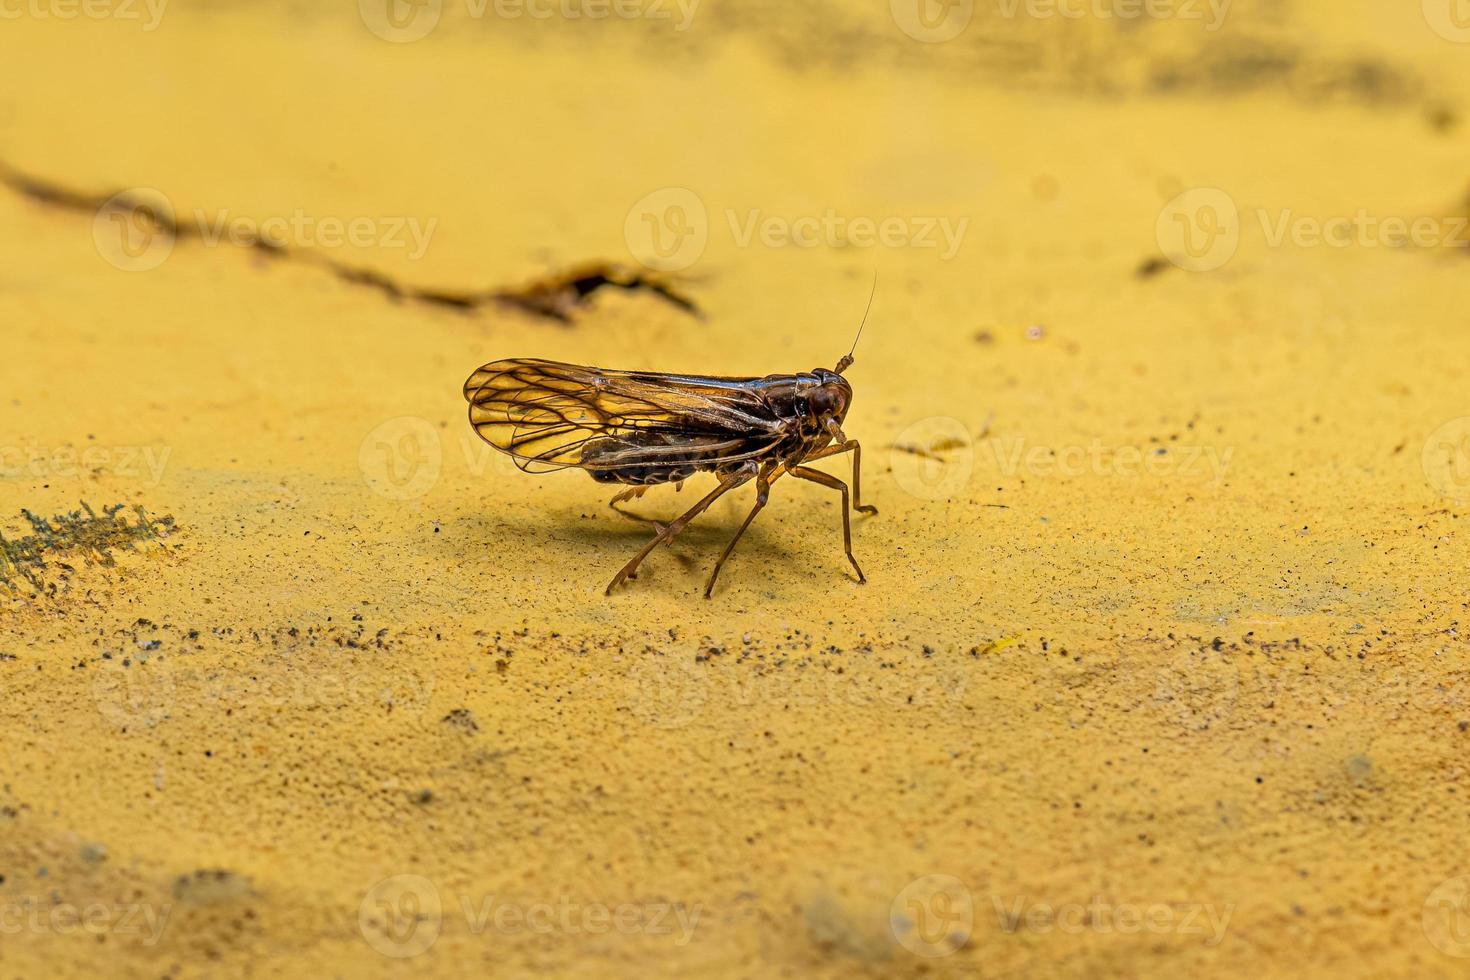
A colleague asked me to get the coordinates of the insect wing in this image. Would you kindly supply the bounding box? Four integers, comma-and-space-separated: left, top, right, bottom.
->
463, 359, 785, 474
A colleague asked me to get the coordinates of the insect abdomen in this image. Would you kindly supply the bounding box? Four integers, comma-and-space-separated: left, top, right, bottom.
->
582, 434, 737, 486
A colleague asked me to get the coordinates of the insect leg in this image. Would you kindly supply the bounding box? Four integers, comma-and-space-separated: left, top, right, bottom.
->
810, 431, 879, 516
703, 465, 776, 599
787, 465, 866, 584
608, 486, 665, 533
841, 440, 877, 516
605, 465, 755, 595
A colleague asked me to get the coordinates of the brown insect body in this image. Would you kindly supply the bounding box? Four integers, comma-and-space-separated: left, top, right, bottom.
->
577, 369, 851, 486
463, 328, 875, 596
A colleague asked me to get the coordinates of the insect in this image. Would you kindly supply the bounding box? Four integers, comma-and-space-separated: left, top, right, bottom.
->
462, 289, 879, 597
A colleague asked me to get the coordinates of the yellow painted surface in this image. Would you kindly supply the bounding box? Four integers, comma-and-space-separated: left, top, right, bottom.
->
2, 1, 1469, 976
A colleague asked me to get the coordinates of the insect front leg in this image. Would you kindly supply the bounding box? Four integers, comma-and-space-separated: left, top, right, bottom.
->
605, 464, 756, 596
815, 423, 878, 515
787, 464, 866, 584
704, 463, 777, 599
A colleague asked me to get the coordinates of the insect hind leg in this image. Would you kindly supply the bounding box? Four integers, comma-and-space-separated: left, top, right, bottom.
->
703, 465, 775, 599
605, 465, 756, 595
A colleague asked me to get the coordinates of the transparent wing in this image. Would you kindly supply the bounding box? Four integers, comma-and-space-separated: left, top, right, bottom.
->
463, 358, 787, 474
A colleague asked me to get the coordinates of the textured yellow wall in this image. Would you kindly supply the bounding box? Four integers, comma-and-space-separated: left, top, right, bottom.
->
2, 1, 1469, 976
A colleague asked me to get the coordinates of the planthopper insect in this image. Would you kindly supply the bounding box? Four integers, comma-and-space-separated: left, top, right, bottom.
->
462, 286, 879, 598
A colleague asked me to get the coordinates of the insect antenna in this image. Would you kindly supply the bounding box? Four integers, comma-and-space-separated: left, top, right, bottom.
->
834, 271, 877, 374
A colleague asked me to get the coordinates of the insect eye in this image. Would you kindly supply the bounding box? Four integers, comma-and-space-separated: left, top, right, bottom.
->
809, 387, 840, 415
